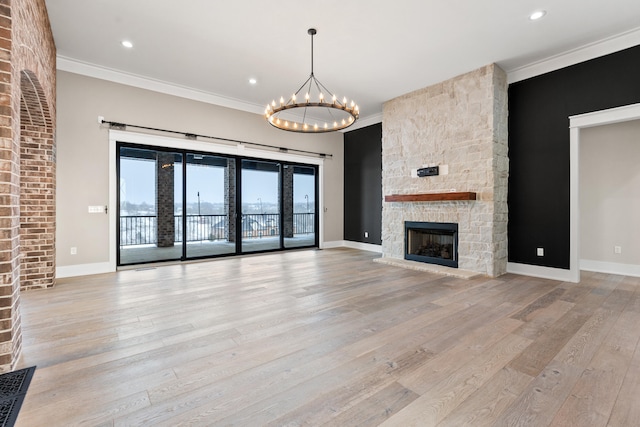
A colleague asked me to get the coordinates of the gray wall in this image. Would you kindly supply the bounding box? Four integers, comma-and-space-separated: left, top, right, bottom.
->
580, 119, 640, 266
56, 71, 344, 270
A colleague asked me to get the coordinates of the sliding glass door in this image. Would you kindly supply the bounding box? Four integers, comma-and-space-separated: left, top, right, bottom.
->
184, 153, 236, 258
284, 165, 317, 248
117, 143, 318, 266
118, 146, 183, 265
240, 159, 281, 253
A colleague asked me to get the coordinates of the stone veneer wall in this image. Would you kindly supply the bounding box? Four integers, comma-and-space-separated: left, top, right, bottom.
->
0, 0, 56, 372
382, 64, 508, 276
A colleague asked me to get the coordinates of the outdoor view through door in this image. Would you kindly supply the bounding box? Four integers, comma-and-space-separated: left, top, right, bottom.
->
117, 143, 318, 265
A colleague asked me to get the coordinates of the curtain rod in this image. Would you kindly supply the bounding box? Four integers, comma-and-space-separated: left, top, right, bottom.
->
100, 119, 332, 159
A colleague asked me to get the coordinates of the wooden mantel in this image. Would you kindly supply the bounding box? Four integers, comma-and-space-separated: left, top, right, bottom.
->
384, 192, 477, 202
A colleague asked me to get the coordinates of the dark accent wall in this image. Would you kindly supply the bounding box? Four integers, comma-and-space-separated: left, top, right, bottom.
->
344, 123, 382, 244
508, 44, 640, 269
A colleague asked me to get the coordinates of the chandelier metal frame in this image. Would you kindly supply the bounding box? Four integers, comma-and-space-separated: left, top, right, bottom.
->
265, 28, 359, 133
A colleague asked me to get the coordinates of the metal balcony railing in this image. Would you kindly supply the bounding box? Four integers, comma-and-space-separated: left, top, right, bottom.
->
119, 213, 315, 246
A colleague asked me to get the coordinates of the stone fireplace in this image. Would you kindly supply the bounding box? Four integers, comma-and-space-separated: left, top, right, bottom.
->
381, 64, 508, 277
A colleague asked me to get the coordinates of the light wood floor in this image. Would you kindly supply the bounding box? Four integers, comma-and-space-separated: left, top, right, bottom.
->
15, 248, 640, 426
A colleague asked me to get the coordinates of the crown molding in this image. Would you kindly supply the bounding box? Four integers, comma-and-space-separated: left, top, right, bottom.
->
57, 55, 383, 129
56, 56, 266, 115
506, 26, 640, 84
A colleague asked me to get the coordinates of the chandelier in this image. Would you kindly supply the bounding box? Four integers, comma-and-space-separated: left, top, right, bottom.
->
265, 28, 359, 133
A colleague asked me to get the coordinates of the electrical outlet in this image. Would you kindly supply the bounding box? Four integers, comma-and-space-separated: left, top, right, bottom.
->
537, 247, 544, 257
70, 247, 77, 255
364, 231, 369, 238
614, 246, 622, 254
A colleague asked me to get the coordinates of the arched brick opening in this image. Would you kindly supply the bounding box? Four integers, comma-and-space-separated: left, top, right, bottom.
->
0, 0, 56, 372
19, 70, 55, 290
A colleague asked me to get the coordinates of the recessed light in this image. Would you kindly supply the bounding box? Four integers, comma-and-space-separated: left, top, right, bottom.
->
249, 78, 257, 85
529, 10, 546, 21
121, 40, 133, 48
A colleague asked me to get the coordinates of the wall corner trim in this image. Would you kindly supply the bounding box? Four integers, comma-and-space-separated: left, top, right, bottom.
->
507, 262, 578, 283
56, 262, 115, 279
342, 240, 383, 253
322, 240, 383, 253
580, 260, 640, 278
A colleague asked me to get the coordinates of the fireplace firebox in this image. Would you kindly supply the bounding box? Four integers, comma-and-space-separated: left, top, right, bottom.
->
405, 221, 458, 268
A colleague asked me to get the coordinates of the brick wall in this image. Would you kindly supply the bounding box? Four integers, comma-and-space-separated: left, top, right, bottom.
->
224, 160, 236, 242
19, 71, 55, 290
156, 152, 175, 247
282, 165, 293, 238
0, 0, 56, 372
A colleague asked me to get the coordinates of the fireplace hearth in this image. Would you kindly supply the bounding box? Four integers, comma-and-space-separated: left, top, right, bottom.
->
405, 221, 458, 268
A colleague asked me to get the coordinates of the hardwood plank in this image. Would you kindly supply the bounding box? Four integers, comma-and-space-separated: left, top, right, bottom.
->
513, 299, 575, 340
511, 287, 567, 321
494, 278, 637, 427
551, 285, 632, 369
396, 313, 524, 396
436, 367, 533, 427
322, 382, 420, 426
11, 248, 640, 426
507, 291, 610, 377
607, 331, 640, 426
553, 283, 640, 427
492, 361, 584, 427
381, 333, 532, 426
551, 309, 640, 426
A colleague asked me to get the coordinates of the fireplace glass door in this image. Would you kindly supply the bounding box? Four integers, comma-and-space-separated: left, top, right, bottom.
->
405, 221, 458, 268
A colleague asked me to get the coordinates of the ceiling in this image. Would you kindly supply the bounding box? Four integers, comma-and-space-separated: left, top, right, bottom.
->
45, 0, 640, 128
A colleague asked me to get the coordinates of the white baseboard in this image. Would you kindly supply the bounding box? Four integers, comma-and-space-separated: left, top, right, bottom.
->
323, 240, 382, 253
56, 262, 115, 279
320, 240, 343, 249
507, 262, 577, 283
580, 259, 640, 278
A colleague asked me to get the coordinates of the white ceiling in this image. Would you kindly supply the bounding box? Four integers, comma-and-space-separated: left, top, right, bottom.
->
45, 0, 640, 128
